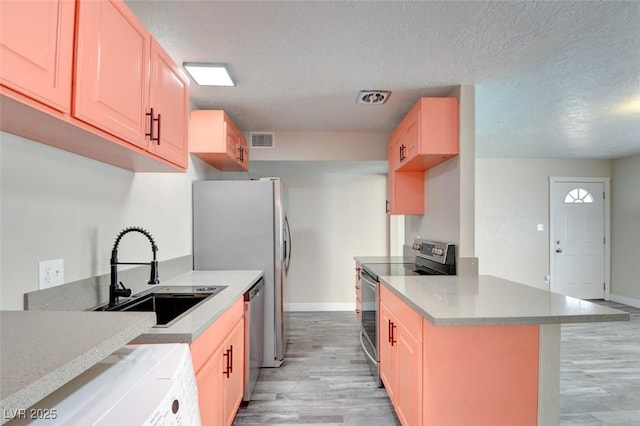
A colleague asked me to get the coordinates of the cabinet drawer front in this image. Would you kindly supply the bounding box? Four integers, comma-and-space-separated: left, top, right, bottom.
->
379, 285, 422, 338
190, 297, 244, 373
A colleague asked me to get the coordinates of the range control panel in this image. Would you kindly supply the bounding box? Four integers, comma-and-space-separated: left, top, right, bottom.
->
413, 239, 455, 265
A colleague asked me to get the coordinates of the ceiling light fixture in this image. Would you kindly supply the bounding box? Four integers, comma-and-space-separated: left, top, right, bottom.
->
183, 63, 235, 86
614, 97, 640, 114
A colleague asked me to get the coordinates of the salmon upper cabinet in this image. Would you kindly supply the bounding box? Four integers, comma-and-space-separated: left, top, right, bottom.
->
395, 97, 459, 171
0, 0, 188, 171
190, 297, 245, 426
75, 0, 188, 168
388, 128, 425, 215
0, 0, 75, 113
387, 97, 459, 215
147, 39, 189, 168
189, 110, 250, 172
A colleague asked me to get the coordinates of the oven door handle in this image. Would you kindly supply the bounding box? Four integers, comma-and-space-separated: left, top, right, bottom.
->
360, 270, 378, 289
360, 330, 377, 364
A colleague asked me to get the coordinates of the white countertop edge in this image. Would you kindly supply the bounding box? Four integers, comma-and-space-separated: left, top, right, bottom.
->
428, 313, 631, 327
0, 311, 155, 418
379, 275, 630, 326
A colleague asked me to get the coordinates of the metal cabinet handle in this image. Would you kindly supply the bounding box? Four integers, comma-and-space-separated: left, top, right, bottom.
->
222, 345, 234, 378
145, 109, 161, 144
223, 349, 230, 378
145, 108, 155, 141
387, 320, 397, 346
391, 322, 397, 346
556, 248, 563, 253
155, 114, 161, 145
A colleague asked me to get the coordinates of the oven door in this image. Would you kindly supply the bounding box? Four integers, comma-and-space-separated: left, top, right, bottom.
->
359, 268, 381, 386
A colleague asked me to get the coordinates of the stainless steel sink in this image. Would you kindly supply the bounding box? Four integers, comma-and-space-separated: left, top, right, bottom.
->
94, 285, 227, 327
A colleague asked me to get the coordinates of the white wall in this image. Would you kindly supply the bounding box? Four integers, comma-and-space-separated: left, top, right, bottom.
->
475, 158, 611, 290
249, 132, 388, 161
610, 154, 640, 305
0, 132, 218, 310
405, 157, 460, 244
251, 172, 389, 311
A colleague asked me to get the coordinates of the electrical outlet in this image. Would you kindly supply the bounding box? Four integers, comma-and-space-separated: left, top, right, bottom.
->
39, 259, 64, 289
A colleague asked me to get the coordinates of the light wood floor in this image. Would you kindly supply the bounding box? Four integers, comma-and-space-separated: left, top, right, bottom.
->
559, 300, 640, 425
234, 302, 639, 425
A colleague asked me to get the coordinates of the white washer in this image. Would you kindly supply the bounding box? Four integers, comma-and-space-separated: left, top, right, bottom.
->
11, 344, 201, 425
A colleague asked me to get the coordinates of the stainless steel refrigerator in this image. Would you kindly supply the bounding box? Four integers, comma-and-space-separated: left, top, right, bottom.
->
192, 178, 291, 367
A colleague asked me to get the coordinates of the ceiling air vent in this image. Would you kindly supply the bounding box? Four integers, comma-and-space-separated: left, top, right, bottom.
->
250, 132, 275, 149
357, 90, 391, 105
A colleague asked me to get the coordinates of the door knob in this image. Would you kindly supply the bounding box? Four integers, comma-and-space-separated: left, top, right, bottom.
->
556, 248, 563, 253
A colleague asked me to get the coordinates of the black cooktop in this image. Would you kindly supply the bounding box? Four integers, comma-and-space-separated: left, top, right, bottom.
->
361, 263, 422, 280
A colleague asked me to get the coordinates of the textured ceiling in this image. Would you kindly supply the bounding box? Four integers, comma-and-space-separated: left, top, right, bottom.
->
126, 0, 640, 160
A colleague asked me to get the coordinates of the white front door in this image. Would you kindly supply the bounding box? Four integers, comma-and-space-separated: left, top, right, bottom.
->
550, 179, 607, 299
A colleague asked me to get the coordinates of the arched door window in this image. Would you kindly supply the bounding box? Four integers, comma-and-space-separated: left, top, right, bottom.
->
564, 188, 594, 203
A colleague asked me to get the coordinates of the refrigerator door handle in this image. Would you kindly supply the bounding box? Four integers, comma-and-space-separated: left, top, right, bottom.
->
284, 215, 292, 273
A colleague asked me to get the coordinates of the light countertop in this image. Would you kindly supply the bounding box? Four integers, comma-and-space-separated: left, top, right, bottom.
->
130, 270, 263, 344
379, 274, 630, 326
0, 310, 156, 421
0, 270, 263, 421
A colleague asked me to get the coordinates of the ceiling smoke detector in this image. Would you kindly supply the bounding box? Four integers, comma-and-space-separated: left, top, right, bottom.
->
357, 90, 391, 105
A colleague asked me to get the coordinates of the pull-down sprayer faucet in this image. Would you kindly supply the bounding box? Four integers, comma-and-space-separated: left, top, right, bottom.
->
109, 226, 160, 307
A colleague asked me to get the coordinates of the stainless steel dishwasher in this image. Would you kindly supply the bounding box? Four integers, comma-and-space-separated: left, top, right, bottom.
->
243, 278, 264, 402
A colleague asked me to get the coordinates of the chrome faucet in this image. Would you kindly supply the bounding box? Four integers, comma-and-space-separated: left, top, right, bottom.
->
109, 226, 160, 307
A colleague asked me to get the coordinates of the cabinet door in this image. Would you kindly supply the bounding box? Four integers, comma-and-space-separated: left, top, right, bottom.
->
148, 39, 189, 168
396, 325, 423, 426
195, 343, 225, 426
74, 0, 150, 149
226, 120, 246, 168
401, 105, 420, 163
223, 319, 245, 426
224, 121, 238, 162
379, 302, 396, 401
388, 130, 402, 171
389, 171, 424, 215
0, 0, 75, 113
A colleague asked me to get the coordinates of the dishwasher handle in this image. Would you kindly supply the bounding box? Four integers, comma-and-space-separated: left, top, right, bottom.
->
244, 278, 264, 301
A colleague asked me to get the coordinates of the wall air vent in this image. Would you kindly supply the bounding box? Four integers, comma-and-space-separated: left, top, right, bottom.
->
357, 90, 391, 105
250, 132, 275, 149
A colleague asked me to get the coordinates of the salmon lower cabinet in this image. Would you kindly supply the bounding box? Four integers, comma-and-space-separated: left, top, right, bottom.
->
190, 297, 245, 426
379, 285, 559, 426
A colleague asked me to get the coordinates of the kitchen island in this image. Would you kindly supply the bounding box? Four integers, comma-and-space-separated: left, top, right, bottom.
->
378, 274, 629, 426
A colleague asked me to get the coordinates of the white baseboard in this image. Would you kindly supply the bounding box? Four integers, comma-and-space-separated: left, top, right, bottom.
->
609, 294, 640, 309
285, 303, 355, 312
